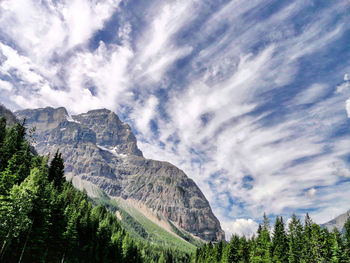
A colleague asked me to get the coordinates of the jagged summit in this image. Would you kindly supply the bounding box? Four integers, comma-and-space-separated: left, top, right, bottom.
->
15, 106, 225, 242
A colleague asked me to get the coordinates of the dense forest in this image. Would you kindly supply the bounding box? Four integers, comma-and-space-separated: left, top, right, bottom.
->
0, 117, 191, 263
194, 213, 350, 263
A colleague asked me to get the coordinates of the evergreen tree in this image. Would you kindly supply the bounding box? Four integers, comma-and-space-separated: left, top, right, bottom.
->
288, 214, 303, 263
310, 223, 323, 262
271, 216, 288, 263
344, 217, 350, 260
213, 240, 224, 262
20, 168, 54, 262
331, 228, 346, 263
48, 150, 65, 189
251, 214, 272, 263
320, 227, 333, 261
0, 117, 6, 146
222, 235, 240, 263
301, 213, 313, 263
240, 236, 251, 263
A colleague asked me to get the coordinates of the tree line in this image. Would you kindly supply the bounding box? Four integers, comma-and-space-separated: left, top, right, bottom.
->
194, 213, 350, 263
0, 117, 190, 263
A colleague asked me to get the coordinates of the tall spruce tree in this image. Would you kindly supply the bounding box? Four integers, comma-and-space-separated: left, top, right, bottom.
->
251, 214, 272, 262
288, 214, 303, 263
331, 228, 346, 263
222, 235, 241, 263
310, 223, 323, 262
48, 150, 65, 189
301, 213, 313, 263
344, 217, 350, 260
271, 216, 288, 263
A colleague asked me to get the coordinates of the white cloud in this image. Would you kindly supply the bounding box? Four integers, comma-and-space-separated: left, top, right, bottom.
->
132, 96, 159, 136
134, 0, 195, 83
293, 84, 329, 105
307, 188, 317, 198
62, 0, 121, 48
0, 0, 120, 60
0, 79, 12, 91
222, 219, 259, 239
0, 43, 45, 84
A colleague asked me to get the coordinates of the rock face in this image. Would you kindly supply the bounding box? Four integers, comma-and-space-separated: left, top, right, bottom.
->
15, 107, 225, 241
0, 104, 17, 125
322, 210, 350, 233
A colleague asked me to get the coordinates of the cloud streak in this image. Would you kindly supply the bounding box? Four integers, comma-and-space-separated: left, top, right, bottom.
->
1, 0, 350, 236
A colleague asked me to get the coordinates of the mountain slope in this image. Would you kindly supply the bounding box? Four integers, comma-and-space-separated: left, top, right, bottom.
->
15, 107, 225, 242
323, 210, 350, 232
0, 104, 17, 125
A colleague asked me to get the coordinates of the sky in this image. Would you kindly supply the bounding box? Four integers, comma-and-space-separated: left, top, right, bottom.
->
1, 0, 350, 238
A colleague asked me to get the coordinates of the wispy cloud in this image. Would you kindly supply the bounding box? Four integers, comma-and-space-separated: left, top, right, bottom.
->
1, 0, 350, 236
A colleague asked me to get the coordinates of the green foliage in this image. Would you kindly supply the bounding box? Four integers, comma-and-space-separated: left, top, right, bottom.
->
48, 149, 65, 189
221, 234, 241, 263
250, 214, 272, 263
288, 213, 303, 263
194, 213, 350, 263
344, 217, 350, 260
331, 228, 347, 263
271, 216, 288, 263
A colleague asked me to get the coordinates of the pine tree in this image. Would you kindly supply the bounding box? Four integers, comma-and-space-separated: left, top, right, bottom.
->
0, 117, 6, 146
331, 228, 346, 263
310, 223, 323, 262
321, 227, 333, 261
301, 213, 313, 263
240, 236, 251, 263
222, 235, 240, 263
48, 150, 65, 189
344, 217, 350, 260
271, 216, 288, 263
213, 240, 224, 262
251, 214, 272, 262
20, 167, 54, 262
288, 214, 303, 263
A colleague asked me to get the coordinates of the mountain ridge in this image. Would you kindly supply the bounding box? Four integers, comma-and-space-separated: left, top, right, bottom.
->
322, 209, 350, 233
15, 106, 225, 242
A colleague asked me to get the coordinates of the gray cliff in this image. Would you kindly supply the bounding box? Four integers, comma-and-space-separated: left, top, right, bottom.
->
0, 104, 17, 125
15, 107, 225, 241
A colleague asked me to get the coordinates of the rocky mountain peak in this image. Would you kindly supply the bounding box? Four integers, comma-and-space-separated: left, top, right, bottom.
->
72, 108, 142, 157
14, 107, 225, 242
16, 106, 68, 132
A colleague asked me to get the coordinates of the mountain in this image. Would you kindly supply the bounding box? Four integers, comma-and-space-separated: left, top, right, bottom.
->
322, 210, 350, 232
15, 107, 225, 243
0, 104, 17, 126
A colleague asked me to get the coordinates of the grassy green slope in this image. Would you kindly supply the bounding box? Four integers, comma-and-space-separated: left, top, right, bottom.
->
90, 188, 197, 253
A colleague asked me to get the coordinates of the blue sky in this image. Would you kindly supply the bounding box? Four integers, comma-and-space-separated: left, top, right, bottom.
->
1, 0, 350, 237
